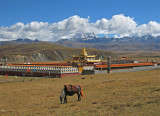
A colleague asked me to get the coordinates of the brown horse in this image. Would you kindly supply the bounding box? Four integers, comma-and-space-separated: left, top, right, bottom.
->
59, 85, 83, 104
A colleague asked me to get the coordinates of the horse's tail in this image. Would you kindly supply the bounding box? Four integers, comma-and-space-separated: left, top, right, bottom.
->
80, 91, 84, 97
78, 85, 84, 97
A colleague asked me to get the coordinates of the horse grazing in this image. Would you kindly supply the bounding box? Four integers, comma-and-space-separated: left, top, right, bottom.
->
59, 85, 83, 104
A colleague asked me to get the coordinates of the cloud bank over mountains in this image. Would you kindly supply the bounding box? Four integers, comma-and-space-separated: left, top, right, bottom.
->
0, 14, 160, 41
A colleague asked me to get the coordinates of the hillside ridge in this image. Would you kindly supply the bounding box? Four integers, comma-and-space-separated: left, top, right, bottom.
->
0, 43, 113, 63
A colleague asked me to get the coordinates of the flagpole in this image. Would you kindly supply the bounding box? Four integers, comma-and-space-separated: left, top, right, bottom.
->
108, 56, 111, 73
101, 56, 102, 71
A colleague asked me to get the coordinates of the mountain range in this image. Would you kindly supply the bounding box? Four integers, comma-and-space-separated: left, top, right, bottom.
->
67, 33, 160, 44
0, 33, 160, 63
1, 33, 160, 45
0, 38, 41, 45
56, 33, 160, 52
1, 33, 160, 52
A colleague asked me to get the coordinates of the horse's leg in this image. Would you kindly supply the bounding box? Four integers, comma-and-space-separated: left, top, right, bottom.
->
60, 97, 63, 104
64, 95, 67, 103
77, 92, 81, 101
79, 93, 81, 101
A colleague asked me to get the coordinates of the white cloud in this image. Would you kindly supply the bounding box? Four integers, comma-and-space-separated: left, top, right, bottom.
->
136, 21, 160, 37
0, 14, 160, 41
24, 22, 49, 32
94, 14, 137, 35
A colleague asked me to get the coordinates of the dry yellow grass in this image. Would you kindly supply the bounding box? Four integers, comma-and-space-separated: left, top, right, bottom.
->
0, 69, 160, 116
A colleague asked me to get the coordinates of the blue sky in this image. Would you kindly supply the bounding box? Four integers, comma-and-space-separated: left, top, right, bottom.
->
0, 0, 160, 26
0, 0, 160, 41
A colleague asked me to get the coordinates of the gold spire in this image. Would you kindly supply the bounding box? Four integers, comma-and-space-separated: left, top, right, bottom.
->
80, 47, 88, 56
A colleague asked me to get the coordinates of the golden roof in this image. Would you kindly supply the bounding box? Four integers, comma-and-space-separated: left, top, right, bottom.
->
72, 47, 97, 57
67, 47, 101, 63
80, 47, 88, 56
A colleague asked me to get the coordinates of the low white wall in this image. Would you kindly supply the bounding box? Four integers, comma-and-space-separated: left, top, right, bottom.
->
112, 66, 160, 73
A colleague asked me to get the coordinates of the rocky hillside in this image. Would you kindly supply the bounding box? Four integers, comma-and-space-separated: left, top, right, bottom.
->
0, 43, 114, 63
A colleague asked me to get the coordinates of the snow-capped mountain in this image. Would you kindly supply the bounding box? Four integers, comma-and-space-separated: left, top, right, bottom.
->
55, 34, 160, 52
70, 32, 98, 41
70, 33, 160, 44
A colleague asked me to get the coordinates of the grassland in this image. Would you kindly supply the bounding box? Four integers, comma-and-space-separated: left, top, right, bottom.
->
0, 68, 160, 116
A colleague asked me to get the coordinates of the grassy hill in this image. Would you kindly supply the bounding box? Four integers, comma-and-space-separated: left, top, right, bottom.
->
55, 41, 160, 62
0, 43, 114, 63
0, 69, 160, 115
1, 42, 160, 63
56, 41, 160, 52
